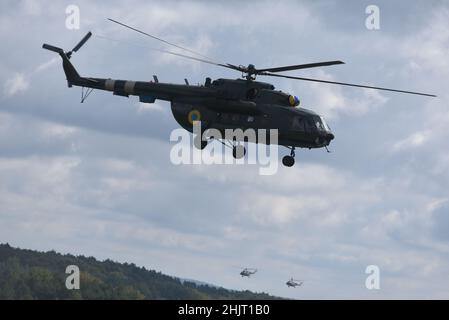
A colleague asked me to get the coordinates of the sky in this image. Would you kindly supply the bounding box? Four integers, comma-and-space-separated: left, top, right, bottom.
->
1, 0, 449, 299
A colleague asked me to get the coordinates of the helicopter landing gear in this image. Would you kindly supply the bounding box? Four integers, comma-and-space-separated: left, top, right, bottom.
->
282, 156, 295, 167
232, 145, 246, 159
282, 147, 296, 167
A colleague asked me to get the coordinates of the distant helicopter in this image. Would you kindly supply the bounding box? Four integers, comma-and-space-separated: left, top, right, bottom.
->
240, 268, 258, 278
286, 278, 303, 288
42, 19, 436, 167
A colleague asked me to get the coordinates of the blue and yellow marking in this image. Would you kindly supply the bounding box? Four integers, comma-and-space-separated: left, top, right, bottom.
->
288, 95, 300, 107
188, 109, 201, 124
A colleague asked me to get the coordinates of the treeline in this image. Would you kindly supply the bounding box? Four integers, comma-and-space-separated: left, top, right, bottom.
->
0, 243, 277, 300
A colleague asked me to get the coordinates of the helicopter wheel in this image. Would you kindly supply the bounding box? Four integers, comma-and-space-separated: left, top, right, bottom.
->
282, 155, 295, 167
282, 147, 296, 167
232, 145, 246, 159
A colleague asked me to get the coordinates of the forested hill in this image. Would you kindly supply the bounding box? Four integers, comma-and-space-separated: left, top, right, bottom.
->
0, 243, 278, 300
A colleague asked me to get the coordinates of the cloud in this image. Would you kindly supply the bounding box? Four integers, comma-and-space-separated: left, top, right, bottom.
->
401, 8, 449, 73
20, 0, 43, 16
2, 58, 59, 97
4, 73, 29, 97
392, 130, 430, 151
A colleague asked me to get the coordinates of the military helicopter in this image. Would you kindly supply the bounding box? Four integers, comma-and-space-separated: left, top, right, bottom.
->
42, 19, 436, 167
286, 278, 303, 288
239, 268, 258, 278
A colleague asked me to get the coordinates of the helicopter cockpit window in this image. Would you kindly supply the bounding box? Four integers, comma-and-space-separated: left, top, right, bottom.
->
320, 116, 331, 131
313, 116, 328, 132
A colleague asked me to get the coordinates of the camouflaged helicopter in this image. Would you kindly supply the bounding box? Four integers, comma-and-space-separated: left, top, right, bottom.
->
42, 19, 436, 167
240, 268, 258, 278
286, 278, 303, 288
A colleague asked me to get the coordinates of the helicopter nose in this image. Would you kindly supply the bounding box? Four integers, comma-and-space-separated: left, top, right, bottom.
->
326, 133, 335, 141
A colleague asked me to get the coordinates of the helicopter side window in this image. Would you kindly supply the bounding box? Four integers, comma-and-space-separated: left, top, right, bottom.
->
302, 119, 313, 133
292, 116, 305, 132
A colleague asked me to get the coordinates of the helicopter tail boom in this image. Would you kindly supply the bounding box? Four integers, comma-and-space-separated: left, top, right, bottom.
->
42, 32, 219, 102
41, 47, 218, 102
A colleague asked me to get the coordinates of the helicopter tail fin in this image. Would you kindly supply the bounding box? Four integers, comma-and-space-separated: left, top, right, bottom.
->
42, 32, 92, 86
42, 44, 81, 86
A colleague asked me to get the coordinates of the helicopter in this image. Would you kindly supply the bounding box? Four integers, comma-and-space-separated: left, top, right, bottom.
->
42, 19, 436, 167
286, 278, 304, 288
240, 268, 258, 278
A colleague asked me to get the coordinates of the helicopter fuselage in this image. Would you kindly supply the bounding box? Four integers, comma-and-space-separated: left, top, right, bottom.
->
171, 99, 334, 149
170, 78, 335, 149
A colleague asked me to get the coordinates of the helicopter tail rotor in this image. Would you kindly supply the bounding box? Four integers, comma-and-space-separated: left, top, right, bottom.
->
42, 44, 64, 54
42, 32, 92, 85
42, 31, 92, 60
67, 32, 92, 59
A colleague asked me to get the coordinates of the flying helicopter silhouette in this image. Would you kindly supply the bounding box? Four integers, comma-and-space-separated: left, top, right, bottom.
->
239, 268, 258, 278
42, 19, 436, 167
286, 278, 303, 288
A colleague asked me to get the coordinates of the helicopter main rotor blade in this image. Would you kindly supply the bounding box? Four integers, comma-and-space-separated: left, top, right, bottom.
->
262, 72, 437, 97
108, 18, 214, 60
256, 60, 345, 73
149, 48, 231, 69
95, 33, 236, 70
107, 18, 245, 74
224, 63, 247, 72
